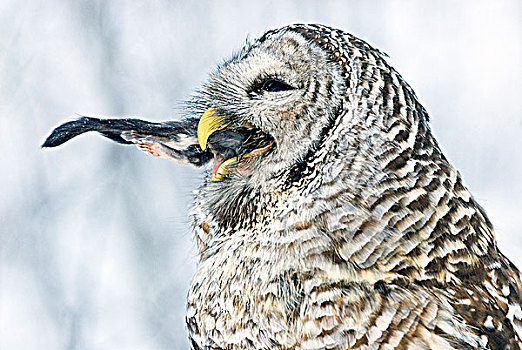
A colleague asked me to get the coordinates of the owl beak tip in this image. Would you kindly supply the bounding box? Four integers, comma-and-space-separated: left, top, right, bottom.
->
197, 108, 228, 151
211, 157, 237, 181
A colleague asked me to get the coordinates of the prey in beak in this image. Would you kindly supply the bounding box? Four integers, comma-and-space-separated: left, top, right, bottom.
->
197, 108, 274, 181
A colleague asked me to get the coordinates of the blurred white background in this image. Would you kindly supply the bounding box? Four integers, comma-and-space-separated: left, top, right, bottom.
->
1, 1, 520, 349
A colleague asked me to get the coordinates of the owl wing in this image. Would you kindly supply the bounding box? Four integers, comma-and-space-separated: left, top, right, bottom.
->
448, 251, 522, 348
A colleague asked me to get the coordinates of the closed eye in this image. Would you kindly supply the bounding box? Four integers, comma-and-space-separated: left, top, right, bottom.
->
254, 79, 295, 93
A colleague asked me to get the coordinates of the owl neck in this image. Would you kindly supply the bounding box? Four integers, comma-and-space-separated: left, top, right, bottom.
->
290, 99, 500, 287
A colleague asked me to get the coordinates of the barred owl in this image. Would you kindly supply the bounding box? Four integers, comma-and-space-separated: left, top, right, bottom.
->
43, 24, 522, 349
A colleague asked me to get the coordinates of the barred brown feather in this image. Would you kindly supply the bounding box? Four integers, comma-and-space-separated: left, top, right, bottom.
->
187, 24, 522, 349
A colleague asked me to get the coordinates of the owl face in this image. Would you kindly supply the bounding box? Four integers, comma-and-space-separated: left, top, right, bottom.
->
194, 29, 346, 183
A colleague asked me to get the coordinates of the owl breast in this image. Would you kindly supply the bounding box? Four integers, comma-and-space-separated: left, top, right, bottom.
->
186, 187, 362, 349
186, 183, 440, 349
186, 169, 482, 349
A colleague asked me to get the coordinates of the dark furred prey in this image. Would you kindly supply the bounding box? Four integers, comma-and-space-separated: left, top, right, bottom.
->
42, 116, 273, 169
42, 116, 212, 166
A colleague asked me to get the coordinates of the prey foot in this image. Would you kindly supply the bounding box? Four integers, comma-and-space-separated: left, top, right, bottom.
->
137, 138, 174, 160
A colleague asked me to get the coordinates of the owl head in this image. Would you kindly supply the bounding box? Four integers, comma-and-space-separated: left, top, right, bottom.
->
193, 25, 379, 186
191, 23, 430, 190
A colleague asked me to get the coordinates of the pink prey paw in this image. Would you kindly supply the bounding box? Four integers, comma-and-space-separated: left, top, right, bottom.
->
136, 139, 162, 158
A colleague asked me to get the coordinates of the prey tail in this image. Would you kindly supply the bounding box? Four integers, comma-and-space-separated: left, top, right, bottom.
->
42, 116, 132, 147
41, 116, 182, 148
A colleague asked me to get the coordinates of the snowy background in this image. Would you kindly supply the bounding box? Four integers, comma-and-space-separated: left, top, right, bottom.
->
1, 1, 521, 349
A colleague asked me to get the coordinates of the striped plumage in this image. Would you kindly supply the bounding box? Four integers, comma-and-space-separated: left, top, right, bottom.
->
43, 24, 522, 349
187, 24, 522, 349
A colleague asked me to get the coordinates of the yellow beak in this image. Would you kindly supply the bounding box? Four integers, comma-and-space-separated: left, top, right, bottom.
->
197, 108, 228, 151
212, 158, 237, 181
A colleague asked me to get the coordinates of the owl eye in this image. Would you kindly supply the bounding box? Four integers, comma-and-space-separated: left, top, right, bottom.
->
255, 79, 295, 93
